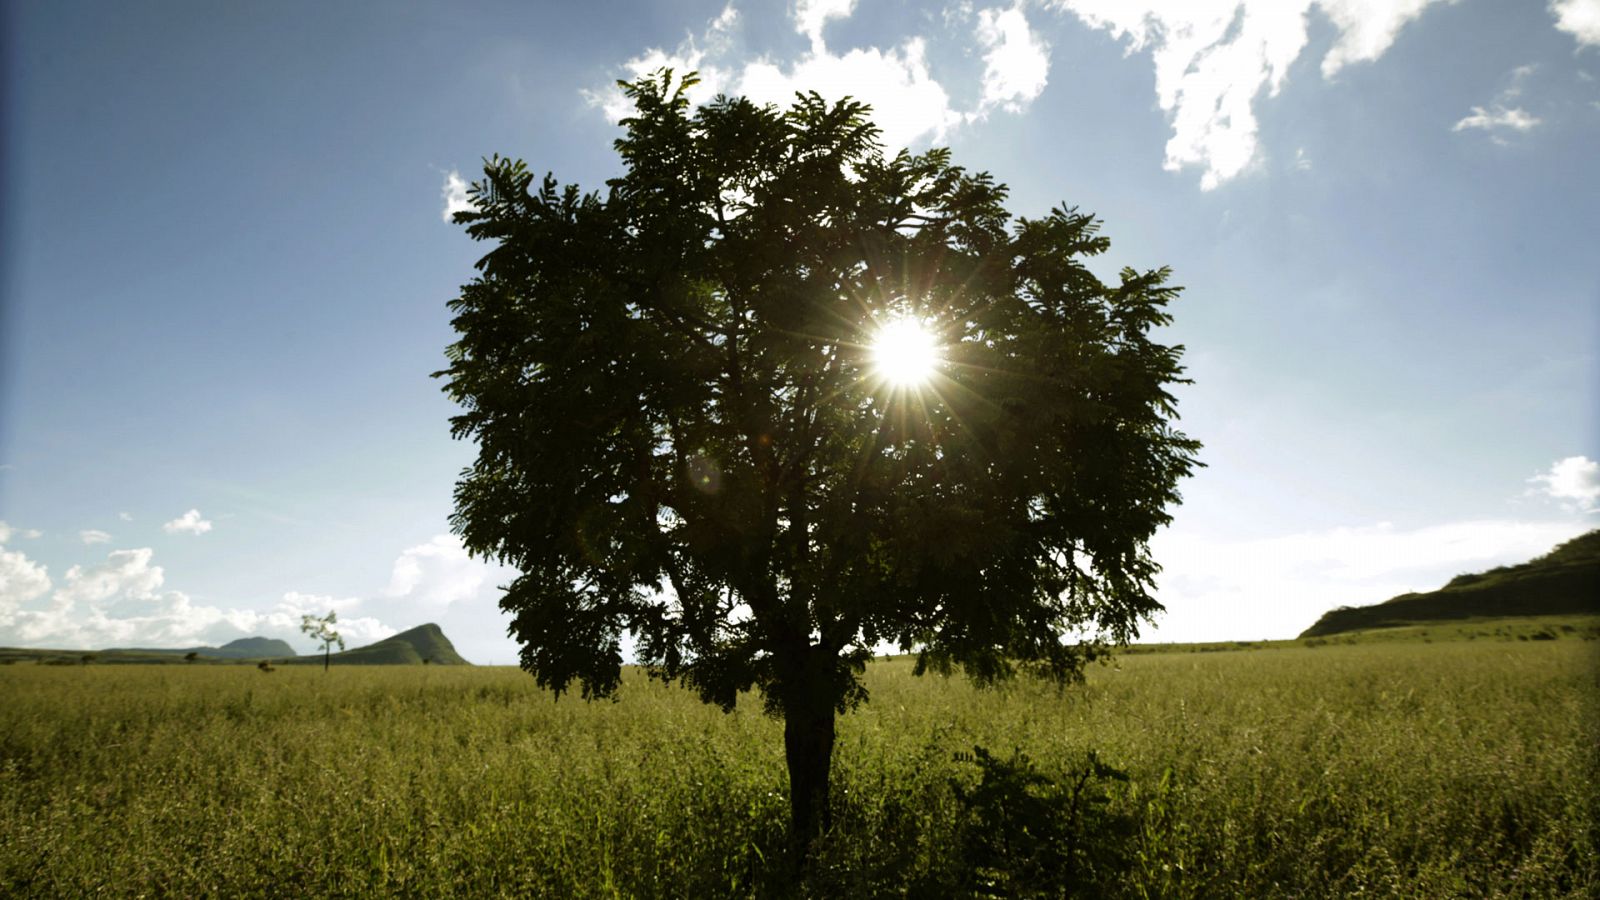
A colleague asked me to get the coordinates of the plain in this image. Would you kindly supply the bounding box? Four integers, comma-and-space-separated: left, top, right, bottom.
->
2, 632, 1595, 897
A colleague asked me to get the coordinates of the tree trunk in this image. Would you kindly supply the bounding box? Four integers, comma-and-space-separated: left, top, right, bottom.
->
784, 679, 838, 867
324, 644, 330, 672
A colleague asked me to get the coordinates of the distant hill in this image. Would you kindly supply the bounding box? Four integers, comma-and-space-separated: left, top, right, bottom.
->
215, 636, 298, 658
5, 625, 465, 666
107, 636, 298, 659
284, 623, 470, 666
1300, 530, 1600, 638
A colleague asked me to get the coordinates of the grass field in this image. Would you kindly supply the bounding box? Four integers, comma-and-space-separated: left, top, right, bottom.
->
2, 637, 1596, 897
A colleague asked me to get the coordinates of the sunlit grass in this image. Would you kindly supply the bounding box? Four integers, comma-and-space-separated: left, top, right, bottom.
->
1, 640, 1594, 896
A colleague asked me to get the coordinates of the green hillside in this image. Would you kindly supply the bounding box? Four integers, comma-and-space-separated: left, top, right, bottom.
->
1300, 529, 1600, 638
2, 626, 464, 666
286, 623, 470, 666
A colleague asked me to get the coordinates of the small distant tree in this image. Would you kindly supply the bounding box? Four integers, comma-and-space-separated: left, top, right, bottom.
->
80, 654, 95, 666
184, 651, 199, 664
300, 612, 344, 672
257, 660, 276, 673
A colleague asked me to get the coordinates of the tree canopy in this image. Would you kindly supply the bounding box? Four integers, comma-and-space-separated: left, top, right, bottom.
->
439, 71, 1200, 849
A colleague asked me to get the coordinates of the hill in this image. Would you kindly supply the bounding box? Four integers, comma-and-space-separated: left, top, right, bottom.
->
3, 625, 464, 666
104, 636, 299, 660
285, 623, 470, 666
1300, 529, 1600, 638
214, 636, 297, 658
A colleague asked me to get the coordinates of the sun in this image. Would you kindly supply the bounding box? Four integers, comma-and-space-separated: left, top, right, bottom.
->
870, 316, 940, 388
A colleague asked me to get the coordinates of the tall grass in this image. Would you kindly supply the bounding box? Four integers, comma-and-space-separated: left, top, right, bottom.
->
1, 641, 1594, 897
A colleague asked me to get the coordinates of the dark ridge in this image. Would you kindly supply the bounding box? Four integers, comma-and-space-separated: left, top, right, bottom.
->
1299, 530, 1600, 638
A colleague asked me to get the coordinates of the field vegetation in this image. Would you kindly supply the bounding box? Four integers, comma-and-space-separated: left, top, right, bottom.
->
2, 636, 1595, 897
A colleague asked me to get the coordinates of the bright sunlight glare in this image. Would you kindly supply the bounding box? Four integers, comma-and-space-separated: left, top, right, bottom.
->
870, 316, 940, 388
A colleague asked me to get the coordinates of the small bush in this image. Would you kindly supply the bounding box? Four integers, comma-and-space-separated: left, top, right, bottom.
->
951, 746, 1136, 898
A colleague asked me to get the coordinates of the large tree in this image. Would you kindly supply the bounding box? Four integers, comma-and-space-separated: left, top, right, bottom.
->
439, 72, 1201, 856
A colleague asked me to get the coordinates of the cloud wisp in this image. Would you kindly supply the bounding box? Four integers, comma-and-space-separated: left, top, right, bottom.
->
79, 530, 112, 545
162, 509, 213, 536
1452, 64, 1543, 143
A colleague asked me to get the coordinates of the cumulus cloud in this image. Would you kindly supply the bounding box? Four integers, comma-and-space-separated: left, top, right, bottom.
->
1551, 0, 1600, 47
1148, 518, 1592, 643
1528, 455, 1600, 513
587, 1, 971, 152
0, 545, 52, 626
80, 530, 112, 545
270, 592, 396, 647
593, 0, 1468, 184
162, 509, 212, 535
0, 545, 398, 651
976, 5, 1052, 114
440, 169, 476, 222
384, 533, 492, 607
1047, 0, 1450, 189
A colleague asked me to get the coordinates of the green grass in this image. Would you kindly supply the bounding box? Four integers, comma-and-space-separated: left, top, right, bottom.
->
2, 640, 1595, 897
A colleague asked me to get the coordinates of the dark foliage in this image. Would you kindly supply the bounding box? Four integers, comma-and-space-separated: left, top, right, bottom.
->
438, 70, 1200, 850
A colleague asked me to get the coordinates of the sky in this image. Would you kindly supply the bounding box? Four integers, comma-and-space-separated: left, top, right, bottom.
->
2, 0, 1597, 665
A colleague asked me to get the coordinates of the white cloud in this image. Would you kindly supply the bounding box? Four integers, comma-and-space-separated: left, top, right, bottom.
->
162, 509, 212, 535
0, 521, 41, 543
1452, 65, 1543, 141
584, 5, 740, 123
976, 5, 1052, 114
440, 170, 476, 222
0, 545, 51, 626
796, 0, 856, 51
80, 530, 112, 545
119, 512, 133, 522
1048, 0, 1451, 189
384, 533, 493, 607
55, 548, 167, 608
1293, 147, 1313, 170
1528, 455, 1600, 513
1451, 105, 1541, 136
269, 592, 396, 648
589, 1, 966, 152
0, 545, 398, 651
1552, 0, 1600, 47
1148, 518, 1592, 643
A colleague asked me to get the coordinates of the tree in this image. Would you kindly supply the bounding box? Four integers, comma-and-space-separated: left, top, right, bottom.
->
438, 71, 1201, 858
300, 612, 344, 672
183, 651, 199, 664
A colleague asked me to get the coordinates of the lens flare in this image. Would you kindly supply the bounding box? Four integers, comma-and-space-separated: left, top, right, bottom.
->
870, 317, 940, 388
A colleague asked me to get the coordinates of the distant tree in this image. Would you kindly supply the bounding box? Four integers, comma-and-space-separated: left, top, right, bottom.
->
80, 654, 95, 666
300, 612, 344, 673
257, 660, 275, 673
439, 71, 1201, 859
184, 651, 199, 664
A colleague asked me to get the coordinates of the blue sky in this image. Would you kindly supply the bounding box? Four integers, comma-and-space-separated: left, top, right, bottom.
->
2, 0, 1596, 664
